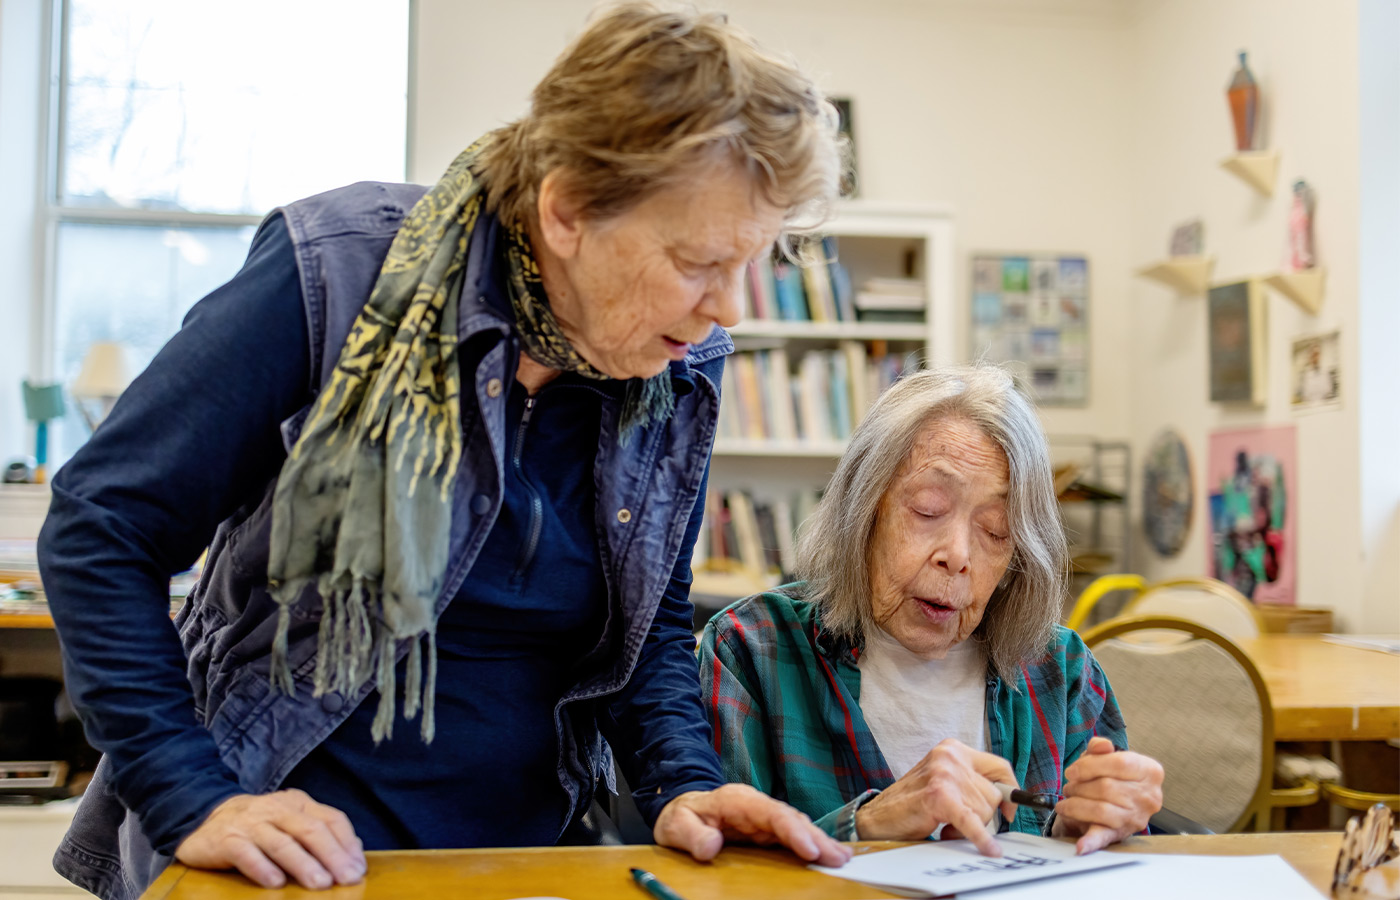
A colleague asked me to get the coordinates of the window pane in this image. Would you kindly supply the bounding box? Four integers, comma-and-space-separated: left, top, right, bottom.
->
50, 222, 255, 465
61, 0, 408, 214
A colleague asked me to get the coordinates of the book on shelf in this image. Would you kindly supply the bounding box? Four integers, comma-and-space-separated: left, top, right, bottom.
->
716, 343, 922, 445
693, 487, 823, 585
854, 275, 927, 322
741, 238, 887, 325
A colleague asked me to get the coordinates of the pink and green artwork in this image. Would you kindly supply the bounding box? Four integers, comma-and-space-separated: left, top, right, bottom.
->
1207, 426, 1296, 605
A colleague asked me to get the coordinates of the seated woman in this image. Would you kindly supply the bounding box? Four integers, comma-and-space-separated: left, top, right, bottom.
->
699, 364, 1163, 855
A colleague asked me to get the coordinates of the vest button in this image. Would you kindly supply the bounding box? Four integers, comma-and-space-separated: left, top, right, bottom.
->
320, 692, 345, 714
471, 493, 491, 516
486, 378, 503, 398
616, 508, 632, 524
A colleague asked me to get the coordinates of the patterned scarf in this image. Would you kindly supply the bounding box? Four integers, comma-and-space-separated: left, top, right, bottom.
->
267, 139, 675, 742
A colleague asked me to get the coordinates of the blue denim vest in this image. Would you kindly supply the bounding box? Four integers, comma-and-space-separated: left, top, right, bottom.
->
53, 182, 732, 899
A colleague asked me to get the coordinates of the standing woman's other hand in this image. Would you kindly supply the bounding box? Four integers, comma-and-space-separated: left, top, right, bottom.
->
175, 790, 366, 890
653, 783, 852, 867
1052, 736, 1164, 854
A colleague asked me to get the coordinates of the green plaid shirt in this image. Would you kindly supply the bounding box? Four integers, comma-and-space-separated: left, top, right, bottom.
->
698, 585, 1128, 840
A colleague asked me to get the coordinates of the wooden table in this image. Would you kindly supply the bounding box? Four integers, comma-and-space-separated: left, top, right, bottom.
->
1239, 635, 1400, 741
142, 833, 1343, 899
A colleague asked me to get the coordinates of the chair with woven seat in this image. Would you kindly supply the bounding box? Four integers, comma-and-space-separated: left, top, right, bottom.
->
1320, 782, 1400, 813
1082, 615, 1318, 832
1121, 578, 1263, 642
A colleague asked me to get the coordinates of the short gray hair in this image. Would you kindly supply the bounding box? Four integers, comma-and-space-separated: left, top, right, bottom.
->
795, 364, 1068, 680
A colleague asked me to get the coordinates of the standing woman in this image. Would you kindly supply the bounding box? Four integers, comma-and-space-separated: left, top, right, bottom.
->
38, 5, 847, 898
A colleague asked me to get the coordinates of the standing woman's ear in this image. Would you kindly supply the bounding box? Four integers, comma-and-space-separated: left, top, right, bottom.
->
534, 169, 588, 261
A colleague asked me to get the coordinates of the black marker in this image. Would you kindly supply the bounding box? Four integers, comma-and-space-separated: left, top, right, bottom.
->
995, 782, 1060, 811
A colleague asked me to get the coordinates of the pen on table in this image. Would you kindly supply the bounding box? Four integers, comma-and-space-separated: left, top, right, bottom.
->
995, 782, 1059, 811
631, 867, 689, 900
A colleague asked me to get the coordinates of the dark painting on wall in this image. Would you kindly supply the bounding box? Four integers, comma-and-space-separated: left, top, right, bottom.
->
1208, 279, 1266, 406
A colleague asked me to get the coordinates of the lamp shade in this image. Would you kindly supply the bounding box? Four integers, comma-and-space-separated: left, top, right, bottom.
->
72, 341, 134, 399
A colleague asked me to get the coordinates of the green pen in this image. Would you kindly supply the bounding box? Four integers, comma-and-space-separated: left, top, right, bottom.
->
630, 867, 689, 900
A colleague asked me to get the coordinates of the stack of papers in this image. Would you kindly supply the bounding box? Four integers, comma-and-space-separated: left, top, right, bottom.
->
811, 834, 1322, 898
1323, 634, 1400, 655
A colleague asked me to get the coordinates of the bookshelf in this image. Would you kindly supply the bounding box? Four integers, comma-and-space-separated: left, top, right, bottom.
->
696, 203, 955, 614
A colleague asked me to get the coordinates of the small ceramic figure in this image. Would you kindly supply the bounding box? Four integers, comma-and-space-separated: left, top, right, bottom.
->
1288, 180, 1315, 270
1227, 51, 1259, 151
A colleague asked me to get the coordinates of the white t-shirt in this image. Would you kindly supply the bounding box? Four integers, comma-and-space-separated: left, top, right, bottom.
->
857, 625, 990, 776
858, 626, 994, 838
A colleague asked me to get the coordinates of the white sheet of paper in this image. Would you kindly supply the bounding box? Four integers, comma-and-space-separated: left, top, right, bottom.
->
809, 833, 1137, 897
969, 852, 1322, 899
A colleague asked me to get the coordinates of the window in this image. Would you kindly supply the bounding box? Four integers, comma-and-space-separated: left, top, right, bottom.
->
46, 0, 410, 465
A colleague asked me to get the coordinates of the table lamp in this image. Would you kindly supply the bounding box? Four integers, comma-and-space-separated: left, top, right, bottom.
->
71, 341, 133, 432
20, 380, 65, 483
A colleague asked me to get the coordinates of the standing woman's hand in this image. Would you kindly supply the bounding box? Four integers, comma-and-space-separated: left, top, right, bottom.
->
175, 790, 366, 889
1052, 736, 1165, 854
653, 783, 853, 867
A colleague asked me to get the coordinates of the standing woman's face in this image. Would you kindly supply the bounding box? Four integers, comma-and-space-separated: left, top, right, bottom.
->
532, 159, 785, 380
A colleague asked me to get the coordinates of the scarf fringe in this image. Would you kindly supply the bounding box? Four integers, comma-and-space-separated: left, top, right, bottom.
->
271, 577, 438, 745
618, 373, 677, 446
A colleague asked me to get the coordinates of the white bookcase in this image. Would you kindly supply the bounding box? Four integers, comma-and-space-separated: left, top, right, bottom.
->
696, 203, 955, 608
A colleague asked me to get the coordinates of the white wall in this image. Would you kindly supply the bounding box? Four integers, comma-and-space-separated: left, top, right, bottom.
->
0, 0, 43, 465
414, 0, 1399, 628
1357, 0, 1400, 632
411, 0, 1137, 442
1125, 0, 1396, 630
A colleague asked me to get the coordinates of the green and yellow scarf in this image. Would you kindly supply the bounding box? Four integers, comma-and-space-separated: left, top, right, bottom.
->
267, 139, 675, 742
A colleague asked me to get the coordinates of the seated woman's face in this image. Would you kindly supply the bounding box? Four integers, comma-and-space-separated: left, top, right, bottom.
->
867, 415, 1015, 659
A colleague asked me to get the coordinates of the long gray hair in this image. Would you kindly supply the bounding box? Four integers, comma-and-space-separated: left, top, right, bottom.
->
795, 364, 1068, 680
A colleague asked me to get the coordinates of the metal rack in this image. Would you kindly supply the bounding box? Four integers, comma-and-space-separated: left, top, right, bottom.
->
1048, 437, 1132, 618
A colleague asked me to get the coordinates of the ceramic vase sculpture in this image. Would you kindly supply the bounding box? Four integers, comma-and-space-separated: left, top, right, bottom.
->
1227, 51, 1259, 151
1288, 180, 1316, 270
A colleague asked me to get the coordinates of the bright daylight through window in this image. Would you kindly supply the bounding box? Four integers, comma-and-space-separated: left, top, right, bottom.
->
48, 0, 409, 465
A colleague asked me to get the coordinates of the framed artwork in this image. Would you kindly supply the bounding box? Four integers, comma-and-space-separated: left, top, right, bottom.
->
971, 253, 1089, 405
1142, 429, 1193, 558
1207, 279, 1267, 406
832, 97, 857, 198
1207, 426, 1296, 605
1291, 330, 1341, 414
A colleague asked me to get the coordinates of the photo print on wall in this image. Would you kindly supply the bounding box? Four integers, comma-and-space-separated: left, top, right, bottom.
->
1291, 330, 1340, 414
971, 253, 1089, 406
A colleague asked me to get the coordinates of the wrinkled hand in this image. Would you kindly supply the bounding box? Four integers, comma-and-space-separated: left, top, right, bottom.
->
853, 738, 1017, 855
175, 790, 366, 890
654, 784, 852, 867
1052, 736, 1164, 854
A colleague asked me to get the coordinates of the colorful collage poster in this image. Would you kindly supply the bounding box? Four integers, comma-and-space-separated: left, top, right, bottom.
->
971, 254, 1088, 405
1207, 426, 1297, 606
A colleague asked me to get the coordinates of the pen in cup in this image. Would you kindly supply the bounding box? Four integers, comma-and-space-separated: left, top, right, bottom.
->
630, 867, 689, 900
995, 782, 1060, 812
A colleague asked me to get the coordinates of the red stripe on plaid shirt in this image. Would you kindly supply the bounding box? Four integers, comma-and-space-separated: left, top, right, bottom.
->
1021, 662, 1061, 785
1084, 655, 1107, 701
711, 656, 723, 754
817, 652, 873, 789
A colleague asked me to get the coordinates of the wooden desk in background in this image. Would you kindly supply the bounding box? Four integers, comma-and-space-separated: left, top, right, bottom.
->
141, 833, 1343, 899
1239, 634, 1400, 742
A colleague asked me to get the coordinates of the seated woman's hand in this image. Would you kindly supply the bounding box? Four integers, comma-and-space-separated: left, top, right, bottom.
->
175, 790, 366, 890
853, 738, 1018, 854
1052, 736, 1165, 854
654, 783, 852, 867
